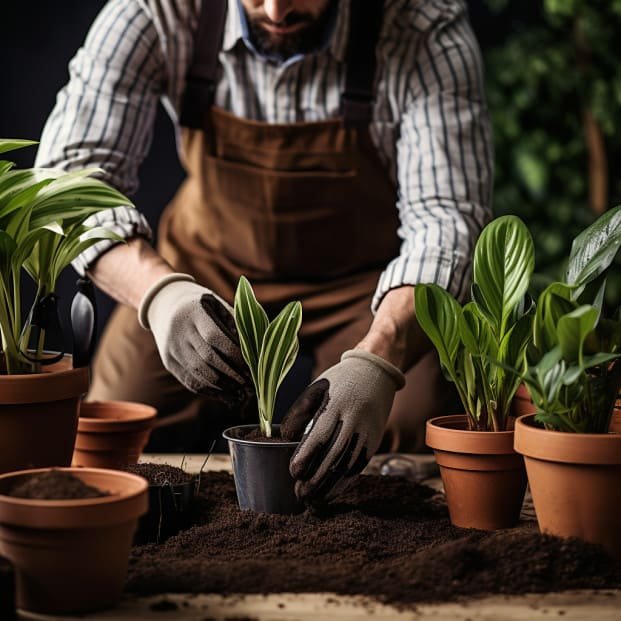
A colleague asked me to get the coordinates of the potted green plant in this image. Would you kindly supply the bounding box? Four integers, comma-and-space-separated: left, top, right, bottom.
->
223, 276, 303, 514
415, 215, 535, 529
0, 467, 148, 614
514, 204, 621, 559
0, 139, 131, 473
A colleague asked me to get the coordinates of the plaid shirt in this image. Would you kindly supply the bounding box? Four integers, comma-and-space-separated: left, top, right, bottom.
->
35, 0, 493, 310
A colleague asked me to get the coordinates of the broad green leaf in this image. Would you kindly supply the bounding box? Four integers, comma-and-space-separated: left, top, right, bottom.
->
459, 302, 494, 358
556, 305, 599, 365
532, 282, 577, 353
0, 139, 37, 155
473, 215, 535, 335
257, 301, 302, 433
566, 204, 621, 293
234, 276, 269, 388
414, 284, 462, 382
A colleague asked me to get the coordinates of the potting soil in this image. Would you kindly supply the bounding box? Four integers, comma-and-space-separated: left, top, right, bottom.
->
7, 470, 108, 499
124, 463, 195, 486
127, 472, 620, 607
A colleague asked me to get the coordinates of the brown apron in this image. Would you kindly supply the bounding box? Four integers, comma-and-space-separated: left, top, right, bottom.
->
89, 0, 457, 452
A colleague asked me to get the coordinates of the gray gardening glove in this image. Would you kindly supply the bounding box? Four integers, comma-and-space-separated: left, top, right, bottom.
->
138, 274, 252, 402
283, 349, 405, 503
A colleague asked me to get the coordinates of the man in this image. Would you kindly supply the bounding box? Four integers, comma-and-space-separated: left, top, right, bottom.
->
36, 0, 492, 502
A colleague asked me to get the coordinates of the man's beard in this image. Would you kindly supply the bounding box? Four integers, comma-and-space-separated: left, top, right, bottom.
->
246, 0, 338, 60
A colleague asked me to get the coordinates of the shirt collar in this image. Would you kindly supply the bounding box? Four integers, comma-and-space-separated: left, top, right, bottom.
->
222, 0, 346, 66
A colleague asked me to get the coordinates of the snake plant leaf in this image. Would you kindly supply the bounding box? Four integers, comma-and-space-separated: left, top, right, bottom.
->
257, 300, 302, 435
0, 139, 37, 155
414, 283, 462, 383
234, 275, 269, 388
473, 215, 535, 334
556, 305, 600, 367
566, 204, 621, 295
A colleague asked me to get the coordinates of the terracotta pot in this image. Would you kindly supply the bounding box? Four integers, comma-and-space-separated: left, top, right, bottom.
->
0, 467, 148, 614
510, 383, 537, 418
609, 396, 621, 433
223, 425, 303, 514
73, 401, 157, 468
426, 415, 526, 530
515, 414, 621, 560
0, 356, 89, 474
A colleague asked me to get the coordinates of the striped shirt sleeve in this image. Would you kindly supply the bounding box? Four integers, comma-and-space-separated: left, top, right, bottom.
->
34, 0, 168, 274
372, 0, 493, 310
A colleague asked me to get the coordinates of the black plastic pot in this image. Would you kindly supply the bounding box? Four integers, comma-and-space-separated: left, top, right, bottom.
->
223, 424, 303, 514
133, 476, 198, 545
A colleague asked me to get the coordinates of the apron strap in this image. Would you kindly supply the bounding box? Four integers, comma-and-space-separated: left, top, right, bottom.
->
341, 0, 385, 127
179, 0, 228, 129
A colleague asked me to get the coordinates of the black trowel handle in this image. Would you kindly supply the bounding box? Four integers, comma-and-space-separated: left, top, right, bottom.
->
70, 277, 97, 368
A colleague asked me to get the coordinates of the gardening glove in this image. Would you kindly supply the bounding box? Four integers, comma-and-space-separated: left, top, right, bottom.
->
138, 273, 252, 403
283, 349, 405, 503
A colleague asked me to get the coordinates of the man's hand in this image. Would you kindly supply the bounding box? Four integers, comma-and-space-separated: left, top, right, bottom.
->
138, 273, 251, 397
283, 349, 405, 503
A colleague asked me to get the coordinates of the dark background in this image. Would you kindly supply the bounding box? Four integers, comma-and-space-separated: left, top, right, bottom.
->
0, 0, 495, 351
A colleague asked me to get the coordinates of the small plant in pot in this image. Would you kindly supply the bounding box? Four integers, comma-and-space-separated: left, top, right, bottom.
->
514, 204, 621, 559
415, 215, 535, 530
223, 276, 303, 514
0, 139, 132, 473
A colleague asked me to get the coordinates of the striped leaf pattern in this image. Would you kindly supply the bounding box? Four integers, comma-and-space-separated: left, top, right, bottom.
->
234, 277, 302, 437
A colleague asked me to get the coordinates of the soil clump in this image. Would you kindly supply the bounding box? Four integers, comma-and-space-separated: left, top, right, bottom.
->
7, 470, 108, 500
240, 428, 294, 443
127, 472, 620, 607
124, 463, 195, 486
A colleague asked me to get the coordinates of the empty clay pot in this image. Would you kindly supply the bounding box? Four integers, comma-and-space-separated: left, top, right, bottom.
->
73, 401, 157, 468
223, 425, 303, 514
0, 356, 89, 474
515, 413, 621, 560
426, 415, 526, 530
0, 467, 148, 614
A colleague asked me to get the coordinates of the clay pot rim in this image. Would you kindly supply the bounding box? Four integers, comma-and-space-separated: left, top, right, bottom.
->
78, 401, 157, 432
223, 424, 300, 448
0, 355, 88, 404
515, 414, 621, 465
0, 467, 148, 509
426, 415, 516, 455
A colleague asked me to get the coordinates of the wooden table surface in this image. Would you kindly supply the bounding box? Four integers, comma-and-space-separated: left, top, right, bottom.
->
19, 454, 621, 621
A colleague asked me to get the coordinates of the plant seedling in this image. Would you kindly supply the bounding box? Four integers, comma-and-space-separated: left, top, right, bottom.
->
233, 276, 302, 438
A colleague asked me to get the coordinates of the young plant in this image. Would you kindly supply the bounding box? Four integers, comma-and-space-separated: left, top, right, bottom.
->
521, 204, 621, 433
414, 215, 535, 431
0, 139, 132, 373
233, 276, 302, 438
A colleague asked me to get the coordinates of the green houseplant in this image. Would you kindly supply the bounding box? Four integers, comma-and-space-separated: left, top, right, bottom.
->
415, 215, 535, 529
514, 203, 621, 559
223, 276, 304, 513
0, 139, 133, 473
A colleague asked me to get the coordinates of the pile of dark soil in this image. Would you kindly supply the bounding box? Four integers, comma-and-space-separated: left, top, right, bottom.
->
8, 470, 108, 500
127, 472, 620, 607
123, 463, 195, 486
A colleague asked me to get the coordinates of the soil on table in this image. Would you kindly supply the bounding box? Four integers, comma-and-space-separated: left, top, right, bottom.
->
7, 470, 108, 500
126, 472, 620, 607
123, 463, 195, 487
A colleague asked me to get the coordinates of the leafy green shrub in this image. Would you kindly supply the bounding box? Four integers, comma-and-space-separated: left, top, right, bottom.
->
0, 140, 131, 374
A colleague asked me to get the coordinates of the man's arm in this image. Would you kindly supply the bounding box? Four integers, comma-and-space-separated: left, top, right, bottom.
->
286, 1, 494, 503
